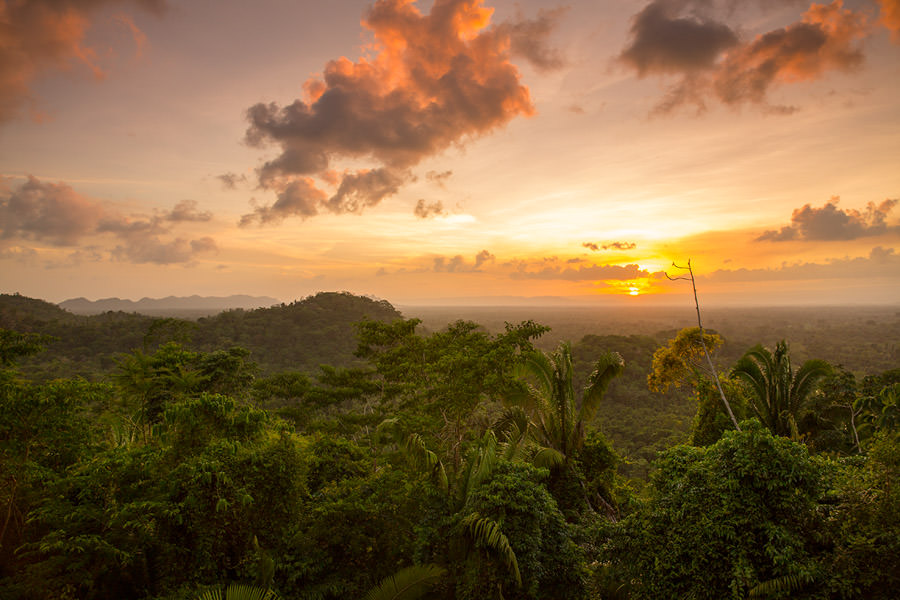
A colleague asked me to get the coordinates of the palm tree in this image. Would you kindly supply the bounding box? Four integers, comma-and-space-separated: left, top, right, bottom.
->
404, 431, 522, 589
732, 341, 831, 438
515, 342, 624, 465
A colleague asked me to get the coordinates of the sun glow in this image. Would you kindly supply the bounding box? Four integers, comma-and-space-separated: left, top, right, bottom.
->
628, 286, 640, 296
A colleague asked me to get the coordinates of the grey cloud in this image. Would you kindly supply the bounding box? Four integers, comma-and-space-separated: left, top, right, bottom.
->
757, 198, 899, 241
434, 249, 495, 273
501, 8, 568, 72
239, 179, 327, 226
583, 241, 637, 251
0, 176, 216, 264
165, 199, 212, 222
414, 199, 446, 219
324, 168, 405, 214
620, 0, 869, 113
511, 262, 649, 281
620, 0, 738, 76
1, 176, 104, 245
704, 246, 900, 282
242, 0, 547, 223
217, 172, 248, 190
426, 170, 453, 187
474, 249, 496, 268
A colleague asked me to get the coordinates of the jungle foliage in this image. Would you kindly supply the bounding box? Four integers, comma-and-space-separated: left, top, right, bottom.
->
0, 293, 898, 599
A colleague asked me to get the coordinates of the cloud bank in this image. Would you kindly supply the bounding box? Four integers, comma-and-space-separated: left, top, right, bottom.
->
704, 246, 900, 281
0, 176, 216, 265
757, 197, 899, 241
241, 0, 562, 225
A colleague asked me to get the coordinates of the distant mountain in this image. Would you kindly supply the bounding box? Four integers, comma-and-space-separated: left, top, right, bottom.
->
59, 294, 279, 315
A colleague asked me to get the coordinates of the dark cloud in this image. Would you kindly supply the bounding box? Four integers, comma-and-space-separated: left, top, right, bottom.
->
620, 0, 869, 113
500, 7, 568, 72
714, 1, 867, 108
239, 178, 327, 226
474, 249, 496, 268
426, 170, 453, 187
324, 168, 405, 214
0, 0, 165, 123
583, 241, 637, 251
217, 172, 248, 190
242, 0, 553, 224
433, 249, 495, 272
704, 246, 900, 282
414, 199, 446, 219
511, 262, 650, 281
757, 198, 899, 241
620, 0, 739, 76
0, 176, 216, 264
1, 176, 103, 245
165, 199, 212, 222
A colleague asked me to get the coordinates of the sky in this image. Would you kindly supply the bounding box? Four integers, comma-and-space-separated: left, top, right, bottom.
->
1, 0, 899, 306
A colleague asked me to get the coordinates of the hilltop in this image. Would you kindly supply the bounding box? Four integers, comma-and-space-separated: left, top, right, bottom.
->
0, 292, 403, 380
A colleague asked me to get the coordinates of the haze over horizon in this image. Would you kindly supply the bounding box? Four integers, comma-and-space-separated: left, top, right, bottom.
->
1, 0, 899, 306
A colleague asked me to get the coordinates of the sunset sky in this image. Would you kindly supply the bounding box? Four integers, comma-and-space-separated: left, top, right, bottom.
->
1, 0, 899, 306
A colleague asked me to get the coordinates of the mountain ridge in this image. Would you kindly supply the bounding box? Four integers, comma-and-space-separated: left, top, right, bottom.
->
59, 294, 280, 315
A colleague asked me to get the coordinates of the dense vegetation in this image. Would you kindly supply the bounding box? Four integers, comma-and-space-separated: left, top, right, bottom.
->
1, 293, 898, 599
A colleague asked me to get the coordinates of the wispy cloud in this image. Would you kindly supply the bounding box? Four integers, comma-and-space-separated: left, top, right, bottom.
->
583, 241, 637, 251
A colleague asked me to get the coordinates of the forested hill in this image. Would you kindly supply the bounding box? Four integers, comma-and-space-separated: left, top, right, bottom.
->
0, 292, 403, 379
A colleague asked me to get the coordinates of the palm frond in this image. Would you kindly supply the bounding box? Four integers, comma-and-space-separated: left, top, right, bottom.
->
196, 583, 281, 600
748, 572, 814, 597
581, 351, 625, 423
362, 564, 447, 600
461, 513, 522, 587
404, 433, 448, 492
531, 446, 566, 469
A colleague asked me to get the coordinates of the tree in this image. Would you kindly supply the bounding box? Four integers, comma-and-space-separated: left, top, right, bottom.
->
516, 342, 623, 464
732, 340, 831, 439
408, 431, 584, 600
665, 260, 741, 430
604, 421, 828, 599
510, 342, 624, 517
356, 318, 547, 470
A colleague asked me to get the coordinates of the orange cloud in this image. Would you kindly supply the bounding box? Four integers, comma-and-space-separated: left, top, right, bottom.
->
879, 0, 900, 41
243, 0, 559, 224
0, 0, 164, 123
619, 0, 870, 113
715, 1, 867, 106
